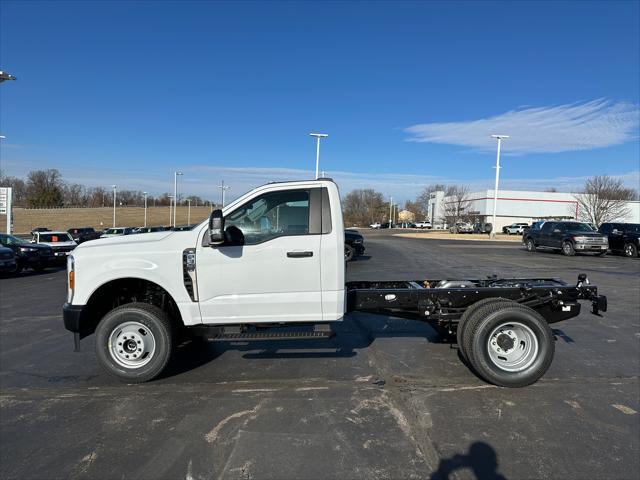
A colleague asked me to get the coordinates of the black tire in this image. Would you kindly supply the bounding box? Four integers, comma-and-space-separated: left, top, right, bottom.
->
95, 302, 174, 383
344, 244, 355, 262
624, 243, 638, 258
524, 238, 536, 252
561, 241, 575, 256
9, 262, 22, 275
456, 297, 514, 362
464, 303, 555, 388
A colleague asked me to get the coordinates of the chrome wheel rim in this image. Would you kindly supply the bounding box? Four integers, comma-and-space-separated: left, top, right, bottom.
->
108, 321, 156, 369
625, 245, 635, 257
487, 322, 539, 372
563, 243, 572, 254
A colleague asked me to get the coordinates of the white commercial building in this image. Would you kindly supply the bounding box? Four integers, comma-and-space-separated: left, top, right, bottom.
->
428, 189, 640, 231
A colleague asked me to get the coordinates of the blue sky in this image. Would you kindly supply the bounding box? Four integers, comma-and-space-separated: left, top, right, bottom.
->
1, 0, 639, 202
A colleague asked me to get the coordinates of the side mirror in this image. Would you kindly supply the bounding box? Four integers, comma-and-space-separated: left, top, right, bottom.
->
209, 209, 225, 245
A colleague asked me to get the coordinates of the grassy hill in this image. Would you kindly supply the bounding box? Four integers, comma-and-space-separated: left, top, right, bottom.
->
3, 206, 213, 234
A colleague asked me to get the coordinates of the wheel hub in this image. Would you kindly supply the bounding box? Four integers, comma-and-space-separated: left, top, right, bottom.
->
487, 322, 539, 372
108, 321, 156, 369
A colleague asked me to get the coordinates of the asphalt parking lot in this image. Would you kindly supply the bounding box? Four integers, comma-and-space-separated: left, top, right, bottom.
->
1, 231, 638, 480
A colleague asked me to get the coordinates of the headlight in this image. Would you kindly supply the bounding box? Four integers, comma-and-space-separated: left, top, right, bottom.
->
602, 237, 608, 244
67, 255, 75, 303
19, 247, 36, 252
572, 236, 587, 242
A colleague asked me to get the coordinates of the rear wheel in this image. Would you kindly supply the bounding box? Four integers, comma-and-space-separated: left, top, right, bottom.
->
456, 298, 514, 362
562, 241, 575, 256
464, 303, 555, 387
344, 245, 355, 262
95, 302, 174, 383
624, 243, 638, 258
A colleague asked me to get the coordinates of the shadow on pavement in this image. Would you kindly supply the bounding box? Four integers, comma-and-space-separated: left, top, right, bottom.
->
430, 442, 507, 480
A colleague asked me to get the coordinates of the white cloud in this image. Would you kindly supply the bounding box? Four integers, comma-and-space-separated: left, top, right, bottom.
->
405, 99, 640, 154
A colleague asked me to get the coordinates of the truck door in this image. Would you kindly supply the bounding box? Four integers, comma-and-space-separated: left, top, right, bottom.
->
196, 188, 323, 324
538, 221, 555, 247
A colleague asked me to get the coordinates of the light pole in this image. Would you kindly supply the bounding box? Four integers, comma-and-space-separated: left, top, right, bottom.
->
187, 199, 191, 225
168, 195, 174, 226
309, 133, 328, 179
173, 171, 183, 227
490, 135, 509, 238
219, 180, 231, 208
143, 192, 148, 227
111, 185, 117, 228
389, 197, 393, 228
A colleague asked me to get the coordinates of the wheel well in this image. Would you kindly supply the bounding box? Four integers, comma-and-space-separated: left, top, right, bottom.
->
83, 278, 183, 336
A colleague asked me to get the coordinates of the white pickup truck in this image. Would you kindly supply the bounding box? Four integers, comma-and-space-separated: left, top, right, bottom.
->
64, 179, 607, 387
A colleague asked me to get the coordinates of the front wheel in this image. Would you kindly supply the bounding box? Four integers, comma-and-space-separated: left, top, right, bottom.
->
465, 304, 555, 388
624, 243, 638, 258
95, 303, 174, 383
525, 238, 536, 252
562, 241, 575, 256
344, 245, 355, 262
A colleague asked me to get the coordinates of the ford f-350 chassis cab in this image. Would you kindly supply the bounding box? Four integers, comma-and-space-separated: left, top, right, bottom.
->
63, 179, 607, 387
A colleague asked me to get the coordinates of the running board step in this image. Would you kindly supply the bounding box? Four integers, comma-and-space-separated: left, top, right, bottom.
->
211, 330, 333, 341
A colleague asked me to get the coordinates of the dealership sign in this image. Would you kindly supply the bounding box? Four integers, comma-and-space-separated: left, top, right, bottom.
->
0, 187, 12, 233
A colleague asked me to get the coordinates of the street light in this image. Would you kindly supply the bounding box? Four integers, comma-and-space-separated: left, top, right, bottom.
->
168, 195, 174, 226
173, 171, 183, 227
389, 197, 393, 228
219, 180, 231, 208
143, 192, 148, 227
111, 185, 117, 228
490, 135, 509, 239
0, 71, 17, 83
187, 199, 191, 225
309, 133, 328, 179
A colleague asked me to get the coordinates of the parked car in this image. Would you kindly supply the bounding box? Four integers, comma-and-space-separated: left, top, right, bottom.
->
473, 222, 493, 234
380, 222, 395, 229
396, 222, 415, 229
171, 225, 197, 231
414, 221, 432, 229
504, 223, 530, 235
523, 221, 608, 256
68, 227, 102, 244
101, 227, 135, 238
30, 227, 50, 234
345, 229, 366, 261
449, 222, 474, 234
0, 246, 17, 274
0, 233, 54, 273
369, 222, 381, 229
598, 222, 640, 257
31, 231, 77, 264
134, 226, 167, 234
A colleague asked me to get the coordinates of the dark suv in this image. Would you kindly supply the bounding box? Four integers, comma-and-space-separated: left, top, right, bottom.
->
598, 222, 640, 257
523, 221, 608, 256
68, 227, 102, 244
345, 229, 366, 261
0, 233, 55, 273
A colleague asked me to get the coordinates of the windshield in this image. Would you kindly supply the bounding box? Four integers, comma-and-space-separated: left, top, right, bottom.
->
0, 234, 29, 246
565, 223, 596, 232
39, 233, 74, 242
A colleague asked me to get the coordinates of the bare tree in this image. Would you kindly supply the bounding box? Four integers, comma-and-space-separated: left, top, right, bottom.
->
25, 169, 64, 207
342, 189, 387, 226
0, 170, 27, 206
573, 175, 636, 227
442, 184, 472, 225
416, 183, 446, 219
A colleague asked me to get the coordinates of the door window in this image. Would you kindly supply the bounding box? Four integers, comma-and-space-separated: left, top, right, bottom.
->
225, 190, 310, 245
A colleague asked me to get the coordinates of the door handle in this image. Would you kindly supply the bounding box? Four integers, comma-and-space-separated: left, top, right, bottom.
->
287, 251, 313, 258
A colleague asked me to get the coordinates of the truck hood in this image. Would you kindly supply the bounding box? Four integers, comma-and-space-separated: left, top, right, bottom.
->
77, 231, 177, 250
39, 241, 77, 248
566, 230, 605, 237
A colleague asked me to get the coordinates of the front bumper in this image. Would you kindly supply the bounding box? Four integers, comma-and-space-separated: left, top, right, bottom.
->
575, 243, 608, 251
